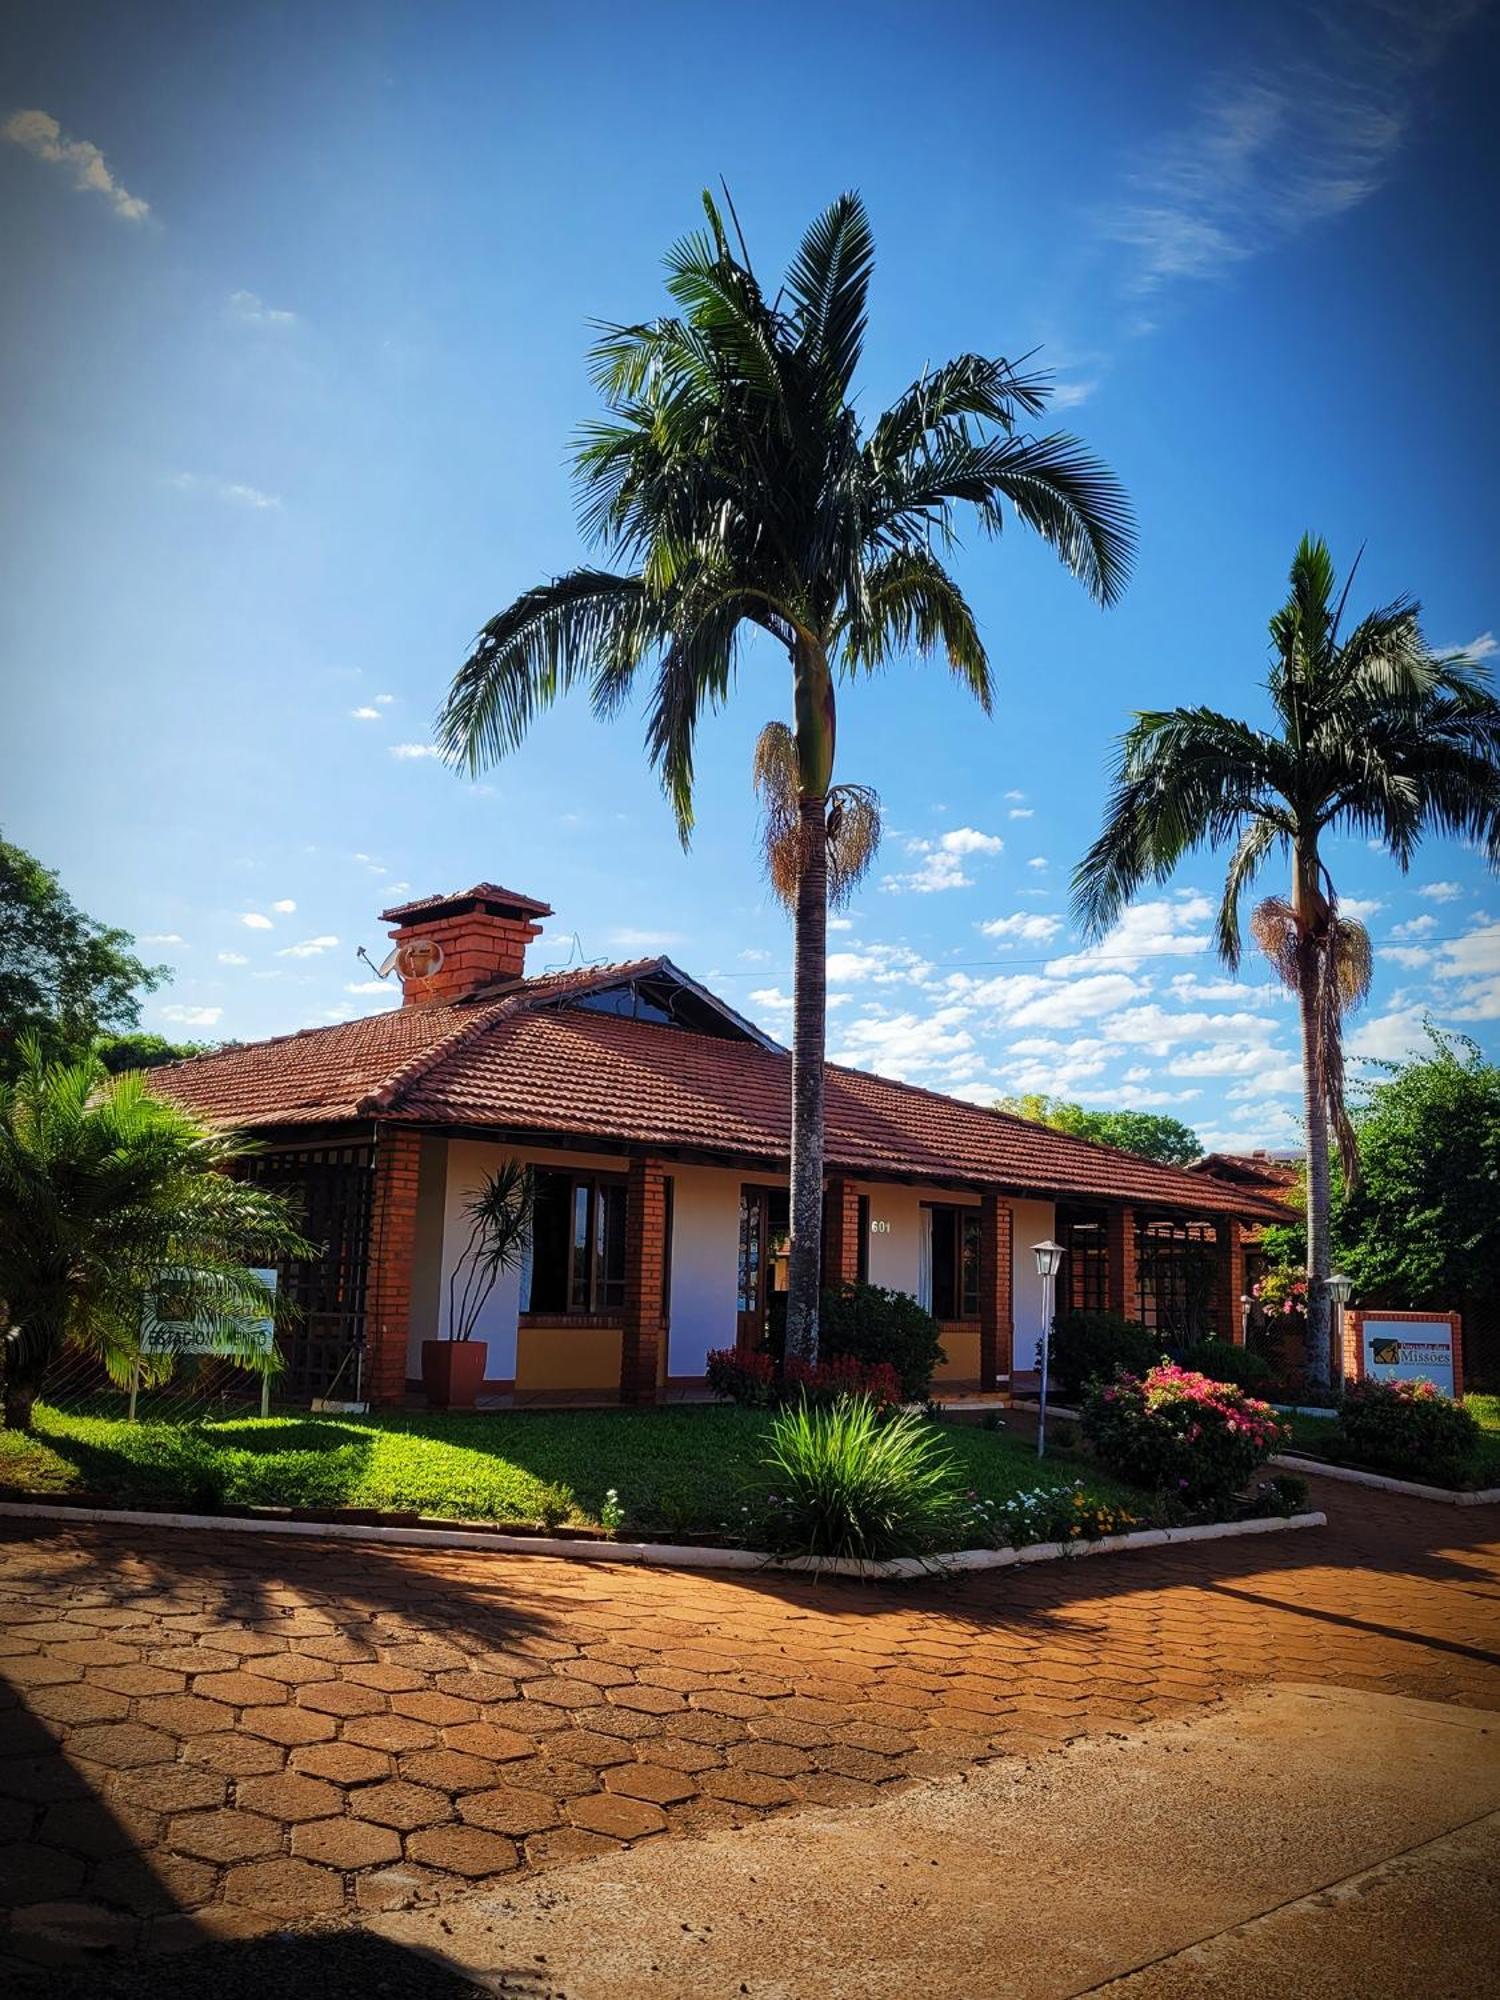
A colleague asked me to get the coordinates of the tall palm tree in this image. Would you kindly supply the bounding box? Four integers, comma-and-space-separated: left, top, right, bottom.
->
438, 189, 1134, 1362
0, 1043, 311, 1429
1072, 536, 1500, 1384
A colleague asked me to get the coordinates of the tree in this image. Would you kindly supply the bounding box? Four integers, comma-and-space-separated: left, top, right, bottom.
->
0, 1043, 311, 1430
438, 189, 1134, 1360
94, 1031, 212, 1075
1073, 537, 1500, 1383
0, 836, 166, 1078
994, 1092, 1202, 1167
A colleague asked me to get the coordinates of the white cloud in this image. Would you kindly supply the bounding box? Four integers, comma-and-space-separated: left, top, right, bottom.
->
169, 472, 281, 510
1095, 1002, 1279, 1053
375, 693, 395, 706
140, 932, 185, 946
1441, 631, 1497, 662
1435, 923, 1500, 979
1339, 896, 1383, 919
229, 289, 296, 327
217, 951, 249, 966
1166, 972, 1280, 1006
346, 979, 396, 996
241, 913, 274, 930
1003, 790, 1026, 801
160, 1005, 222, 1028
750, 987, 793, 1010
979, 970, 1146, 1030
1347, 1005, 1432, 1064
826, 945, 932, 986
885, 827, 1003, 894
390, 743, 441, 760
271, 899, 297, 914
1046, 894, 1212, 975
1007, 807, 1035, 820
1050, 378, 1099, 409
1383, 945, 1432, 969
1417, 881, 1462, 902
277, 935, 340, 958
979, 912, 1063, 944
833, 1006, 976, 1080
1027, 857, 1048, 871
1390, 913, 1438, 938
827, 916, 854, 932
350, 706, 381, 721
739, 948, 771, 963
609, 927, 686, 949
2, 109, 150, 222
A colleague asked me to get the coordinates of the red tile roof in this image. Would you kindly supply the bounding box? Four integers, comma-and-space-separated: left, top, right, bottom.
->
380, 882, 554, 923
149, 965, 1284, 1220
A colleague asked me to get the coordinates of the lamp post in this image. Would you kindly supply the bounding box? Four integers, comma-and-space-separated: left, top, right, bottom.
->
1032, 1239, 1064, 1460
1327, 1272, 1352, 1390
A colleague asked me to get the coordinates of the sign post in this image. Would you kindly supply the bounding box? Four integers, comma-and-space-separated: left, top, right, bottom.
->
1346, 1310, 1463, 1400
134, 1268, 279, 1419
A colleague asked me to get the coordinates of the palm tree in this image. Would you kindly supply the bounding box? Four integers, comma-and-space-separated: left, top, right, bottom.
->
438, 189, 1134, 1361
1072, 536, 1500, 1384
0, 1043, 311, 1429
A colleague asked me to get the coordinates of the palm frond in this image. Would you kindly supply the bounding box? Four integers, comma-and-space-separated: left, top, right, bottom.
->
753, 721, 882, 911
840, 547, 991, 709
785, 191, 874, 404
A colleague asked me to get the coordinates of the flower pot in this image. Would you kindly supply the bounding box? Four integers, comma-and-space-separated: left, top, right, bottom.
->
421, 1340, 488, 1411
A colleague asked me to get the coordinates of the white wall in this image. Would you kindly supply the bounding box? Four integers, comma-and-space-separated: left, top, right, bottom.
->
1011, 1197, 1058, 1376
662, 1163, 743, 1377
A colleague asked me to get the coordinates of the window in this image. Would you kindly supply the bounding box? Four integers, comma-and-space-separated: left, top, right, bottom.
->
1136, 1218, 1217, 1340
928, 1204, 981, 1320
529, 1169, 627, 1315
1060, 1209, 1108, 1315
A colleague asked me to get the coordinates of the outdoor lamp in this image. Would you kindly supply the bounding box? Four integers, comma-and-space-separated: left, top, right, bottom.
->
1031, 1239, 1064, 1459
1327, 1272, 1353, 1391
1327, 1272, 1352, 1306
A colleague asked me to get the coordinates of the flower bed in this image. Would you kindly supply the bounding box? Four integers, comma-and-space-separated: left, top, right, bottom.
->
1081, 1363, 1287, 1507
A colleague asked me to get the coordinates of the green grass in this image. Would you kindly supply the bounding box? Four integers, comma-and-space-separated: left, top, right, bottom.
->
0, 1402, 1149, 1545
1283, 1397, 1500, 1488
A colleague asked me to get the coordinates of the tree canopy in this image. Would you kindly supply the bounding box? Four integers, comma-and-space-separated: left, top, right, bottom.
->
994, 1092, 1202, 1167
0, 836, 166, 1078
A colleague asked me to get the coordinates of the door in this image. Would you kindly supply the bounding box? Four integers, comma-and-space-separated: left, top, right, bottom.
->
736, 1185, 791, 1353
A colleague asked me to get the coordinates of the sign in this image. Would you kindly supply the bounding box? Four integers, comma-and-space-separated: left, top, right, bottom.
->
140, 1269, 278, 1358
1355, 1312, 1459, 1398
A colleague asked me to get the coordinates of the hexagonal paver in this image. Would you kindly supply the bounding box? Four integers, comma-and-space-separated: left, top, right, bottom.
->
291, 1816, 403, 1868
0, 1841, 86, 1904
605, 1763, 699, 1806
40, 1799, 159, 1858
702, 1769, 798, 1808
349, 1779, 453, 1831
236, 1771, 342, 1822
66, 1723, 177, 1769
134, 1694, 235, 1737
182, 1733, 287, 1778
253, 1652, 339, 1687
457, 1786, 559, 1836
390, 1690, 478, 1727
26, 1682, 131, 1726
295, 1679, 391, 1719
442, 1721, 533, 1762
223, 1856, 345, 1917
113, 1762, 228, 1815
435, 1670, 517, 1703
398, 1748, 501, 1791
569, 1792, 668, 1840
343, 1662, 426, 1694
342, 1715, 438, 1754
168, 1808, 282, 1864
242, 1706, 337, 1747
289, 1741, 391, 1785
405, 1825, 520, 1878
192, 1670, 288, 1708
86, 1664, 185, 1698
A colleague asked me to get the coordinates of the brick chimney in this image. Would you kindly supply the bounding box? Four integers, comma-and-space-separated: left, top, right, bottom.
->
381, 883, 553, 1006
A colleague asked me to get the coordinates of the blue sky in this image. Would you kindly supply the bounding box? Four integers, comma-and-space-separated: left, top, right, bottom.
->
4, 0, 1497, 1151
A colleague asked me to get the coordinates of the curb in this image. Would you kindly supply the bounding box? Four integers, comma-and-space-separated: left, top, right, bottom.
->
1271, 1454, 1500, 1507
0, 1497, 1325, 1579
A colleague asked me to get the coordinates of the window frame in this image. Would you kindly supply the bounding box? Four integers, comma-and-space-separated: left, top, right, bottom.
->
924, 1202, 981, 1321
526, 1167, 630, 1320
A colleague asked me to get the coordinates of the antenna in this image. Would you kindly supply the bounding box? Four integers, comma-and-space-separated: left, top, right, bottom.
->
355, 945, 402, 980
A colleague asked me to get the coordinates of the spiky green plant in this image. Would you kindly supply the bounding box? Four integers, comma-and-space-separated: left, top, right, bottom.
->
438, 188, 1134, 1364
1073, 536, 1500, 1384
756, 1395, 962, 1563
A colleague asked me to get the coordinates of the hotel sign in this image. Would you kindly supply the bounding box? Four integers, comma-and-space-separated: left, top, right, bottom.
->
1348, 1311, 1461, 1399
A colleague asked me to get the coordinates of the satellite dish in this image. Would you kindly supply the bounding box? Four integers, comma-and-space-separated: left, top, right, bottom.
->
376, 946, 401, 978
397, 937, 445, 980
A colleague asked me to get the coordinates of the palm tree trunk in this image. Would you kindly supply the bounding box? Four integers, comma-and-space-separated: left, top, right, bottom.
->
785, 792, 828, 1366
1298, 946, 1333, 1389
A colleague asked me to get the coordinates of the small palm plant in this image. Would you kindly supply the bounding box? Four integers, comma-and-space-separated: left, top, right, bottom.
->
447, 1159, 534, 1343
1073, 537, 1500, 1383
0, 1042, 311, 1430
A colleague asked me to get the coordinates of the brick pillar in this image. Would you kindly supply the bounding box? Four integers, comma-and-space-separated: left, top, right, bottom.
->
823, 1179, 862, 1287
1215, 1218, 1247, 1344
365, 1126, 423, 1405
978, 1193, 1013, 1387
621, 1157, 668, 1405
1106, 1206, 1138, 1318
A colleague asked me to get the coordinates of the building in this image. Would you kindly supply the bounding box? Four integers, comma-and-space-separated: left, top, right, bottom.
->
150, 883, 1288, 1406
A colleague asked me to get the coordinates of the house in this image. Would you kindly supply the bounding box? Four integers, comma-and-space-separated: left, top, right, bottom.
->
149, 882, 1289, 1406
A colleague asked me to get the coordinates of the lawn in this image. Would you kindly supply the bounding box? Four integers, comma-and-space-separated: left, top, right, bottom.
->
1282, 1395, 1500, 1489
0, 1402, 1148, 1545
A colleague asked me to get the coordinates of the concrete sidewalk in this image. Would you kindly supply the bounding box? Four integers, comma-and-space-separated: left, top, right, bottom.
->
367, 1685, 1500, 1998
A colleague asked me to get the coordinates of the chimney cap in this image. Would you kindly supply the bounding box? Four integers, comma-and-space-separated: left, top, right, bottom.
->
381, 882, 553, 927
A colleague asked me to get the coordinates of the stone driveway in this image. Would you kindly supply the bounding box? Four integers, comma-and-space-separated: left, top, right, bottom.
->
1, 1477, 1497, 1973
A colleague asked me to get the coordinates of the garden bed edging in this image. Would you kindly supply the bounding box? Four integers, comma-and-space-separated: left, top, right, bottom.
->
1270, 1452, 1500, 1507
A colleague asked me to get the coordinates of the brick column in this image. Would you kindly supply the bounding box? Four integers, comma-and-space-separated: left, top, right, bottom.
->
365, 1126, 423, 1405
1106, 1206, 1138, 1318
823, 1179, 862, 1287
621, 1157, 668, 1404
978, 1193, 1013, 1387
1215, 1218, 1247, 1344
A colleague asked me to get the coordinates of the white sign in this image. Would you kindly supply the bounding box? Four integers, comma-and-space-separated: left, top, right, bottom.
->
140, 1269, 278, 1358
1361, 1317, 1455, 1397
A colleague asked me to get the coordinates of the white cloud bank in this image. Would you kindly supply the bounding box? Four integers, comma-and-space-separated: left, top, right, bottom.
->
2, 109, 150, 222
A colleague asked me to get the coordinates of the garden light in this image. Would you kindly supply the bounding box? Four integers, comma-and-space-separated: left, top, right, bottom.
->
1032, 1239, 1064, 1459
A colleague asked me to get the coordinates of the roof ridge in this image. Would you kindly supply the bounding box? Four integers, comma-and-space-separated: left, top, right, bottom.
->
356, 996, 518, 1115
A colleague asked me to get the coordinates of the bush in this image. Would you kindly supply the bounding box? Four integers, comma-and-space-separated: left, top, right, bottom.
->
1081, 1363, 1287, 1509
753, 1397, 961, 1562
962, 1480, 1138, 1550
818, 1283, 946, 1401
1330, 1378, 1480, 1487
1047, 1311, 1159, 1399
1179, 1338, 1273, 1392
705, 1346, 902, 1411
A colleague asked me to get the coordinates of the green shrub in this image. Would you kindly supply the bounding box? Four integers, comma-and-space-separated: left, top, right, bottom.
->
1178, 1338, 1273, 1391
818, 1283, 947, 1402
1331, 1379, 1480, 1487
754, 1396, 961, 1562
1047, 1311, 1158, 1399
1081, 1363, 1287, 1509
962, 1479, 1139, 1549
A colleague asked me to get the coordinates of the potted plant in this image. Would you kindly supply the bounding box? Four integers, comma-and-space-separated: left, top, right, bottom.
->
422, 1159, 532, 1410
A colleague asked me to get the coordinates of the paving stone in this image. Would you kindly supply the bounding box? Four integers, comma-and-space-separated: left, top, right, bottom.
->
223, 1854, 346, 1916
296, 1678, 391, 1718
608, 1683, 687, 1715
442, 1720, 533, 1761
407, 1824, 521, 1877
398, 1748, 502, 1791
90, 1851, 218, 1915
703, 1766, 801, 1807
569, 1791, 669, 1840
26, 1681, 132, 1725
436, 1669, 519, 1702
649, 1738, 726, 1774
0, 1839, 86, 1904
40, 1797, 159, 1857
182, 1732, 287, 1777
342, 1713, 439, 1753
86, 1664, 186, 1698
290, 1740, 392, 1785
0, 1752, 95, 1802
236, 1770, 343, 1821
522, 1675, 600, 1709
134, 1694, 235, 1737
52, 1637, 140, 1667
343, 1661, 426, 1693
66, 1722, 177, 1769
192, 1670, 288, 1707
729, 1740, 813, 1776
242, 1704, 337, 1746
349, 1778, 453, 1830
7, 1898, 139, 1964
605, 1762, 699, 1805
550, 1727, 636, 1767
253, 1650, 340, 1686
291, 1816, 403, 1868
457, 1785, 560, 1836
167, 1805, 282, 1863
353, 1862, 453, 1911
113, 1761, 228, 1815
523, 1826, 621, 1868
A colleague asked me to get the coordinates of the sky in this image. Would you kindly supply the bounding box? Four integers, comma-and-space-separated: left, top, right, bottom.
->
3, 0, 1497, 1153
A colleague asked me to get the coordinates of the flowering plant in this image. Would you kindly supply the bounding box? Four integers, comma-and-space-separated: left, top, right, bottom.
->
961, 1480, 1137, 1549
705, 1348, 903, 1411
1081, 1362, 1288, 1507
1332, 1377, 1479, 1487
1252, 1271, 1308, 1321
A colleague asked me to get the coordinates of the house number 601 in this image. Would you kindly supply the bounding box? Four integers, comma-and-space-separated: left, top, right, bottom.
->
869, 1219, 891, 1234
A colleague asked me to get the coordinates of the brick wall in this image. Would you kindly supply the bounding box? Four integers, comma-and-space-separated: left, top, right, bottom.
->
621, 1157, 668, 1404
1215, 1219, 1247, 1345
978, 1193, 1014, 1386
1106, 1206, 1138, 1319
365, 1125, 423, 1404
824, 1179, 863, 1287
